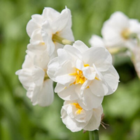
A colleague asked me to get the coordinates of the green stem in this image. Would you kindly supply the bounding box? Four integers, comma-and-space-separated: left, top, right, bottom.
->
89, 130, 99, 140
89, 131, 93, 140
52, 34, 74, 45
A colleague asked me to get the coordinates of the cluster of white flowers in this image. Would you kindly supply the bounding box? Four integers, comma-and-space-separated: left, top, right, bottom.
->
89, 12, 140, 78
16, 7, 120, 132
16, 7, 74, 106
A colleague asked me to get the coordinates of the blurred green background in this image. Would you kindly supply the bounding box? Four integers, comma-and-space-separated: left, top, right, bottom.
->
0, 0, 140, 140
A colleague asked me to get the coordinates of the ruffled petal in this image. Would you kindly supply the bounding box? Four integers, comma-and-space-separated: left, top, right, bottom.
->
83, 47, 112, 72
38, 79, 54, 106
78, 88, 103, 110
57, 85, 78, 100
73, 40, 88, 53
26, 14, 43, 37
90, 80, 108, 96
84, 106, 103, 131
102, 66, 119, 95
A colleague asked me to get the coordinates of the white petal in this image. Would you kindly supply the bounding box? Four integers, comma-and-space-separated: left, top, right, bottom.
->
54, 61, 75, 84
30, 29, 43, 43
102, 66, 119, 95
47, 57, 60, 81
38, 79, 54, 106
129, 19, 140, 34
26, 14, 43, 37
59, 27, 74, 41
103, 12, 129, 30
62, 115, 84, 132
90, 80, 108, 96
55, 74, 74, 85
57, 49, 72, 65
27, 43, 46, 54
42, 22, 55, 56
64, 44, 82, 60
22, 52, 34, 69
16, 69, 33, 90
84, 106, 103, 131
42, 7, 60, 23
76, 59, 84, 70
83, 47, 112, 71
75, 110, 92, 123
57, 85, 78, 100
51, 8, 71, 32
31, 85, 41, 105
33, 51, 50, 69
26, 83, 35, 99
78, 88, 103, 110
32, 67, 44, 86
103, 28, 124, 47
73, 40, 89, 53
55, 83, 65, 93
89, 35, 104, 48
83, 66, 96, 80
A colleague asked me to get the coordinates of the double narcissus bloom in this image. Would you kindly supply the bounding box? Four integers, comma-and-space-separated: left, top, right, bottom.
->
48, 40, 119, 110
61, 101, 103, 132
16, 50, 54, 106
97, 11, 140, 78
27, 7, 74, 56
16, 7, 122, 133
102, 11, 140, 49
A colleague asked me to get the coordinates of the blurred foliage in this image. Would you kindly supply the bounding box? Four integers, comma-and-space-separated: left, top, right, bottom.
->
0, 0, 140, 140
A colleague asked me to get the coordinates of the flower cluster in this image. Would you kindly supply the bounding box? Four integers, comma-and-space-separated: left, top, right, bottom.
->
89, 12, 140, 78
16, 7, 120, 132
16, 7, 74, 106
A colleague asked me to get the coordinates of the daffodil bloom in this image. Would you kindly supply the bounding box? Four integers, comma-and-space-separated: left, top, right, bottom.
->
102, 11, 140, 49
16, 50, 54, 106
26, 7, 74, 56
61, 101, 103, 132
47, 40, 119, 110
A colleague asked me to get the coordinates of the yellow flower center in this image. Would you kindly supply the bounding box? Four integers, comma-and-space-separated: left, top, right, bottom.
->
121, 28, 131, 40
52, 32, 59, 43
52, 32, 73, 45
69, 64, 89, 84
70, 68, 86, 84
72, 103, 83, 114
69, 64, 99, 85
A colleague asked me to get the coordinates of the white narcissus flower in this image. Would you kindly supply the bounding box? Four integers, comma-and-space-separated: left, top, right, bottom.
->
61, 101, 103, 132
16, 50, 54, 106
47, 40, 119, 110
26, 7, 74, 56
101, 11, 140, 49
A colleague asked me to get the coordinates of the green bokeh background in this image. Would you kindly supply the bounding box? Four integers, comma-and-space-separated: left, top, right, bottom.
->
0, 0, 140, 140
